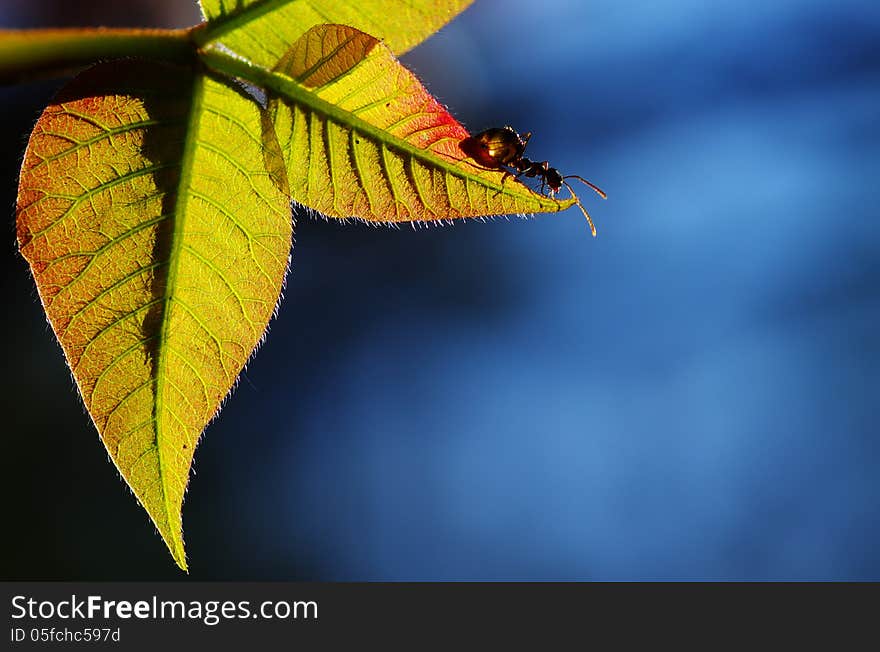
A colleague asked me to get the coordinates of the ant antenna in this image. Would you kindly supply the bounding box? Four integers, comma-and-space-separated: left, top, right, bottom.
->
563, 174, 607, 200
561, 180, 599, 237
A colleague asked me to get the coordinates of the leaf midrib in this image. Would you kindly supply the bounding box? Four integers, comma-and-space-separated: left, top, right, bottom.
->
150, 71, 207, 572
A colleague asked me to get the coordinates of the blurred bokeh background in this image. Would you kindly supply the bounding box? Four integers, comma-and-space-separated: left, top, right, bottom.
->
2, 0, 878, 580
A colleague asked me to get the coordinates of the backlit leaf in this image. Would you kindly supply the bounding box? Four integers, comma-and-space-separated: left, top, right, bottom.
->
202, 24, 575, 223
196, 0, 474, 63
16, 60, 292, 570
14, 3, 587, 572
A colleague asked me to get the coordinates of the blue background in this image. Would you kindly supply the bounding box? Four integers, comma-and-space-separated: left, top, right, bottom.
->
2, 0, 878, 579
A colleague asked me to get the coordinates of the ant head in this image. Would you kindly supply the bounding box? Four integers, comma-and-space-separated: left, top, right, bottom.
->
545, 166, 563, 193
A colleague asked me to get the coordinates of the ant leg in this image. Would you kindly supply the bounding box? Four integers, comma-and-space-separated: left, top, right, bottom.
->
563, 180, 597, 237
514, 167, 547, 195
490, 167, 515, 199
562, 174, 607, 200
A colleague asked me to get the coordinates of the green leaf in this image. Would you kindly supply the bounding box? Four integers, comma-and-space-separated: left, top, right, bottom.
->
16, 60, 292, 570
13, 4, 587, 572
196, 0, 474, 63
202, 24, 576, 223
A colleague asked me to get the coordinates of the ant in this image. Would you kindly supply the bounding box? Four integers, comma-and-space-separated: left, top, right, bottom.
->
463, 125, 606, 236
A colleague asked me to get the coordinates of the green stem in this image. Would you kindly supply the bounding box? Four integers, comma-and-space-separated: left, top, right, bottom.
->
0, 28, 196, 85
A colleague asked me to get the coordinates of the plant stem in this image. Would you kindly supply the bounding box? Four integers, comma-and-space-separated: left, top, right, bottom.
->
0, 28, 195, 85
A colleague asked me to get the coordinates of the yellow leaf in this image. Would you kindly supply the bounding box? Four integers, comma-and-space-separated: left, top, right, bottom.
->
202, 24, 576, 223
197, 0, 474, 61
16, 60, 292, 570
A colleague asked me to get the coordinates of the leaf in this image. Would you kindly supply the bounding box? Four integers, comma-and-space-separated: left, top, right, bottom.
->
16, 60, 292, 570
202, 24, 575, 223
196, 0, 474, 63
14, 6, 581, 573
